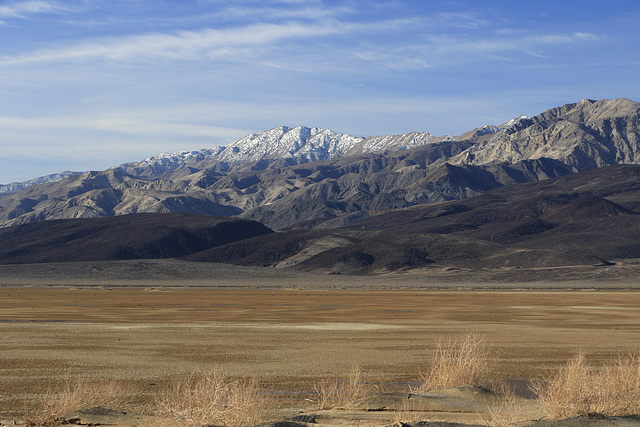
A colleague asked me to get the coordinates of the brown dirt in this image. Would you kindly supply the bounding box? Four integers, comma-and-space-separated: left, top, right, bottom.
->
2, 282, 640, 421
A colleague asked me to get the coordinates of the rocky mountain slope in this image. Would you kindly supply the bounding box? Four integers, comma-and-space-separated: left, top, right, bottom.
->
1, 98, 639, 230
0, 171, 81, 196
451, 98, 640, 168
4, 165, 639, 272
184, 164, 640, 273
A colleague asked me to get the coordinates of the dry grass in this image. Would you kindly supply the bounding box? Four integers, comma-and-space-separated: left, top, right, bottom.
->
483, 381, 526, 427
21, 344, 640, 426
413, 332, 491, 393
313, 365, 373, 410
391, 397, 429, 426
25, 374, 125, 426
532, 351, 640, 419
152, 370, 273, 427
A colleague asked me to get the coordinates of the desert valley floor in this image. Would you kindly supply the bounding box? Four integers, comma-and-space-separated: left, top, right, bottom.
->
2, 260, 640, 425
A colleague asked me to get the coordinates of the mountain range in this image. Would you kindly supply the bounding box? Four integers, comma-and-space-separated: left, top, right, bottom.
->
2, 97, 640, 272
0, 171, 81, 196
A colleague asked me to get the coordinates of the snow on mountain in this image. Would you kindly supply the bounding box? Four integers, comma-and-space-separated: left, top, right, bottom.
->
0, 125, 448, 196
0, 118, 520, 196
134, 147, 224, 168
352, 131, 449, 154
123, 126, 362, 172
121, 125, 449, 176
501, 115, 529, 128
0, 171, 82, 195
477, 124, 501, 135
5, 98, 640, 229
215, 125, 365, 163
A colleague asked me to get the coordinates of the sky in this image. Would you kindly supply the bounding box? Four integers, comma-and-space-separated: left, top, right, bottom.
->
1, 0, 640, 183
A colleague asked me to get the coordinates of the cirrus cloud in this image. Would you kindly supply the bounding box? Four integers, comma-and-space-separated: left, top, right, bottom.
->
0, 21, 342, 65
0, 0, 63, 18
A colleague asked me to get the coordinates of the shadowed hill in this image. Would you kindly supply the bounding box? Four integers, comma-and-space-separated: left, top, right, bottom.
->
185, 165, 640, 272
0, 213, 273, 264
2, 166, 640, 273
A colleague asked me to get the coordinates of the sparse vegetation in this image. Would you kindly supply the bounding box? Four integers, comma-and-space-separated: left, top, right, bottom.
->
532, 351, 640, 419
484, 381, 526, 427
313, 365, 373, 410
414, 332, 492, 393
152, 370, 273, 427
16, 350, 640, 426
11, 288, 640, 427
25, 374, 125, 427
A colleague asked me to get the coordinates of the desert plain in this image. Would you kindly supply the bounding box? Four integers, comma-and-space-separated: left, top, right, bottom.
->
2, 260, 640, 425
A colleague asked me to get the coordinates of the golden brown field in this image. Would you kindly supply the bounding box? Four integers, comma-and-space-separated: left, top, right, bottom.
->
2, 260, 640, 426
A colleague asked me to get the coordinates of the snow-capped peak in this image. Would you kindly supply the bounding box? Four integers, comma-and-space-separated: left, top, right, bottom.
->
107, 124, 451, 177
502, 115, 529, 128
215, 125, 365, 164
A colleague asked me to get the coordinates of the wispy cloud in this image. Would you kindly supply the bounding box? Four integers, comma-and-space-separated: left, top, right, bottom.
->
0, 7, 492, 68
0, 113, 250, 140
213, 4, 353, 21
0, 0, 635, 185
0, 21, 342, 65
0, 0, 63, 18
1, 4, 598, 73
433, 31, 598, 54
355, 30, 601, 70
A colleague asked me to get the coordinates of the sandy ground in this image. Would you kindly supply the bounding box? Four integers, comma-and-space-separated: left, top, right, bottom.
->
2, 261, 640, 423
0, 259, 640, 289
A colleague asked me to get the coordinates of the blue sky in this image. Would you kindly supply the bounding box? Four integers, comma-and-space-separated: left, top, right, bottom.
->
1, 0, 639, 183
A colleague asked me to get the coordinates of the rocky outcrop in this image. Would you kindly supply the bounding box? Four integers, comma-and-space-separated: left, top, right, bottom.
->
451, 98, 640, 169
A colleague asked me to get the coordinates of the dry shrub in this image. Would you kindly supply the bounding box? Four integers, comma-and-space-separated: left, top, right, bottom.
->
25, 375, 125, 426
484, 381, 525, 427
391, 397, 425, 426
153, 371, 272, 427
532, 352, 640, 419
414, 332, 491, 393
313, 365, 373, 410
